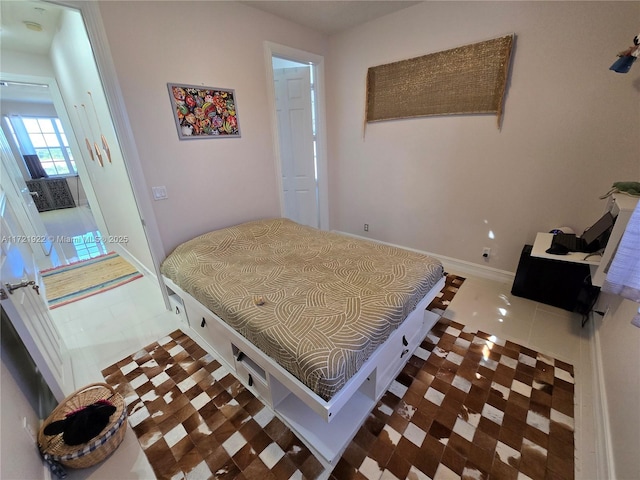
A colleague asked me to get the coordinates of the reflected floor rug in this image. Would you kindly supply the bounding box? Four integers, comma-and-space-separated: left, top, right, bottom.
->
41, 252, 142, 309
102, 275, 575, 480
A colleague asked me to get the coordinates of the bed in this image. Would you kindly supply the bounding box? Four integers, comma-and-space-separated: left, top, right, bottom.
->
160, 218, 445, 464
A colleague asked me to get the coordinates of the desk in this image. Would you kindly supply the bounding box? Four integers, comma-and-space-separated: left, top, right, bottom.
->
531, 233, 601, 266
530, 194, 639, 288
515, 194, 639, 323
531, 232, 601, 286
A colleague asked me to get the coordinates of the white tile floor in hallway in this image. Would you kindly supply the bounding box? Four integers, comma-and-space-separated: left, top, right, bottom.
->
39, 208, 598, 479
38, 205, 108, 271
37, 206, 180, 478
49, 275, 182, 480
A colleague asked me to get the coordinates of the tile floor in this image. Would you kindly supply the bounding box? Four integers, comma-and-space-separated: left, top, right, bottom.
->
38, 205, 108, 270
328, 317, 577, 480
102, 329, 326, 480
41, 208, 597, 479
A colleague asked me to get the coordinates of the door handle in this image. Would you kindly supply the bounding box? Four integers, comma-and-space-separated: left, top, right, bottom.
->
5, 281, 40, 295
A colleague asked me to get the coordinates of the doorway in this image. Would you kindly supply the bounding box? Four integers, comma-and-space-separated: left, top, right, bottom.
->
0, 0, 167, 401
273, 59, 319, 228
266, 42, 329, 231
0, 0, 159, 277
0, 80, 106, 268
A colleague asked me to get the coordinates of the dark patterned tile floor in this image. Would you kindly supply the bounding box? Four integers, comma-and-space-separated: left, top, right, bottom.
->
102, 330, 325, 480
330, 319, 575, 480
102, 275, 575, 480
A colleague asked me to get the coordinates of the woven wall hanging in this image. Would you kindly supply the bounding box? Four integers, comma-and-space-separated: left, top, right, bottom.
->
365, 34, 514, 128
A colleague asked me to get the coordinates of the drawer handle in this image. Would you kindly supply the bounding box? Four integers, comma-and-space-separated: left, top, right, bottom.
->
248, 374, 253, 387
201, 318, 206, 328
175, 306, 180, 314
402, 335, 408, 346
401, 348, 409, 358
237, 352, 245, 362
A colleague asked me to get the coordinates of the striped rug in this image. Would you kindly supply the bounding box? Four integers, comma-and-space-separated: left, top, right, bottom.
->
41, 252, 142, 309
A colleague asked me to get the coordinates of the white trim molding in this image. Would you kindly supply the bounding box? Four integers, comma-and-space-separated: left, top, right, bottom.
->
336, 231, 515, 284
589, 313, 616, 480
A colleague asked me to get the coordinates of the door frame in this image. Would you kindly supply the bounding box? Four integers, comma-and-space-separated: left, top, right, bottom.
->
264, 42, 329, 231
53, 0, 168, 302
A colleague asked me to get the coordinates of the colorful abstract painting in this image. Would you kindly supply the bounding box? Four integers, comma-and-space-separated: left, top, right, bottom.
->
167, 83, 240, 139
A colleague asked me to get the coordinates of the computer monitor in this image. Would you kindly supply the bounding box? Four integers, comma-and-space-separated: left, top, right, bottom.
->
581, 211, 615, 246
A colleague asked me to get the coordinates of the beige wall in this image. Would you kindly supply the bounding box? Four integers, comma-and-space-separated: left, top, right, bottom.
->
97, 1, 329, 255
325, 1, 640, 273
596, 294, 640, 479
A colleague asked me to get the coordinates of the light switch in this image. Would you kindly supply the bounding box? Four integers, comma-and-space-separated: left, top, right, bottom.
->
152, 186, 168, 200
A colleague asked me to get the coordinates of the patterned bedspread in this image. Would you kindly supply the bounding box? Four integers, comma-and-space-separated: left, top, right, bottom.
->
160, 218, 444, 400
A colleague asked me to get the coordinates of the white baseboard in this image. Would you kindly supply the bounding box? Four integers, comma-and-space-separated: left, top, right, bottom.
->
589, 313, 616, 479
334, 231, 515, 284
110, 244, 156, 280
432, 252, 515, 284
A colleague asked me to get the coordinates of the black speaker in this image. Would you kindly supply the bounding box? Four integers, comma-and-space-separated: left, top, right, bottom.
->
511, 245, 591, 311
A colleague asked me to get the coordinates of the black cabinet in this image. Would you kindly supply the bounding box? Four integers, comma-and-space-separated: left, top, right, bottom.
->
26, 178, 75, 212
512, 244, 593, 312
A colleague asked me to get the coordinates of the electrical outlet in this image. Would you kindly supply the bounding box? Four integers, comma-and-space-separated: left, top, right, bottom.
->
152, 186, 168, 200
364, 224, 369, 232
482, 247, 491, 260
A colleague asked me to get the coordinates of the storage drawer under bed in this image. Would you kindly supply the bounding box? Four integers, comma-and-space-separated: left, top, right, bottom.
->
184, 298, 235, 366
167, 293, 188, 324
233, 346, 271, 405
375, 309, 424, 395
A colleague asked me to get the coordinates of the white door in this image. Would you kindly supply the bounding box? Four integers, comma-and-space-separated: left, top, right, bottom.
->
0, 131, 52, 257
274, 67, 319, 228
1, 186, 71, 401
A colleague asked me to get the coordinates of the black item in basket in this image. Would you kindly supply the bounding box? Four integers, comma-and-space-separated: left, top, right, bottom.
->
38, 383, 127, 477
43, 400, 116, 446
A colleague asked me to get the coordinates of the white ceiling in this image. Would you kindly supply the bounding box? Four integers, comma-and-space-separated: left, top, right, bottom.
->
241, 1, 421, 35
0, 1, 419, 101
0, 1, 421, 56
0, 0, 64, 103
0, 0, 63, 56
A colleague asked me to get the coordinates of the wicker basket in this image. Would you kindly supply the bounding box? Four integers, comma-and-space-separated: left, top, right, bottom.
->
38, 383, 127, 469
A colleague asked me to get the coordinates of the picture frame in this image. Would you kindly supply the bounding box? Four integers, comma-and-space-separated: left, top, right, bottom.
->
167, 83, 240, 140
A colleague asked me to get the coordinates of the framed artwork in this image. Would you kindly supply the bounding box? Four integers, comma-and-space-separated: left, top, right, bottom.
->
167, 83, 240, 139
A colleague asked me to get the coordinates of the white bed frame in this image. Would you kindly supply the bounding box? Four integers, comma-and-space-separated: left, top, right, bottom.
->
163, 275, 445, 467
